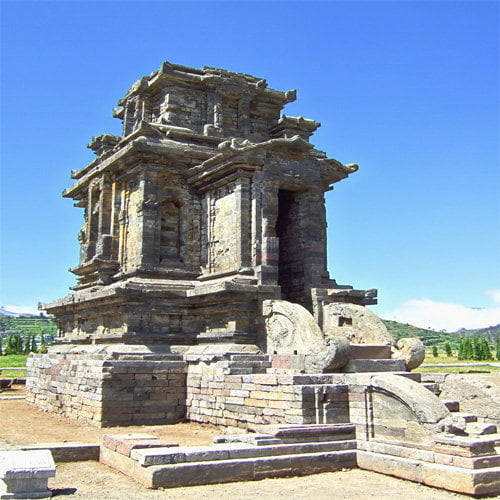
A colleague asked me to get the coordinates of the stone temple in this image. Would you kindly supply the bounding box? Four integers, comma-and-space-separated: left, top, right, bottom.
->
43, 61, 375, 345
26, 62, 500, 496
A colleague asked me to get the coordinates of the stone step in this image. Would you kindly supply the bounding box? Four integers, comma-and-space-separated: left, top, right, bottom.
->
422, 383, 440, 395
145, 449, 357, 489
267, 423, 355, 438
244, 423, 356, 444
18, 442, 100, 462
443, 400, 460, 412
229, 355, 271, 362
358, 438, 500, 470
466, 422, 498, 436
357, 449, 500, 496
131, 439, 357, 467
453, 412, 478, 423
392, 372, 421, 382
434, 433, 500, 457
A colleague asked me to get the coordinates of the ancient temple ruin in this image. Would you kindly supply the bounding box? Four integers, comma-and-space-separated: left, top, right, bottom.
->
26, 62, 500, 496
42, 61, 375, 346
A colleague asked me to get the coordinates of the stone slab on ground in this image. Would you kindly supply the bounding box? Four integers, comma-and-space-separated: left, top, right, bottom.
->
131, 439, 356, 466
102, 434, 178, 457
0, 449, 55, 499
357, 449, 500, 496
18, 443, 100, 463
101, 445, 357, 489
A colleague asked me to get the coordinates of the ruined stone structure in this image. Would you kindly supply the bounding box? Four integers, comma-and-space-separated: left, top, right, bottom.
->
42, 61, 374, 347
26, 63, 499, 496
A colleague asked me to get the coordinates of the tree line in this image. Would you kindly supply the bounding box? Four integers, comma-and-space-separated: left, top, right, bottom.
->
0, 332, 50, 355
432, 337, 499, 361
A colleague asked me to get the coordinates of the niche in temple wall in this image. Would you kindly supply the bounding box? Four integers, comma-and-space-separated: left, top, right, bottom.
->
121, 179, 141, 272
206, 183, 241, 274
77, 183, 102, 263
158, 198, 183, 265
77, 203, 89, 264
154, 180, 201, 272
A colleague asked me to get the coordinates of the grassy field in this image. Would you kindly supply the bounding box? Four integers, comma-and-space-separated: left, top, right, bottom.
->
0, 354, 28, 378
415, 351, 500, 373
416, 364, 500, 373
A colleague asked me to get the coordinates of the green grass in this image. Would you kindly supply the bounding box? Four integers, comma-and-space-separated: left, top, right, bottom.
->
416, 364, 500, 373
414, 352, 500, 373
0, 354, 29, 368
0, 354, 28, 378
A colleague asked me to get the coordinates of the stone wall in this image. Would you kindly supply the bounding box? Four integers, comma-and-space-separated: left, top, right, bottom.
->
186, 356, 350, 429
26, 348, 187, 426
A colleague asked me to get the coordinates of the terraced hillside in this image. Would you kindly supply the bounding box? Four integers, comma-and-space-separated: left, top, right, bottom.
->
382, 319, 500, 350
0, 316, 57, 336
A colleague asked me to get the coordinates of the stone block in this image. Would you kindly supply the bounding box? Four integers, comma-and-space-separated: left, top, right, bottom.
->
150, 459, 255, 489
19, 443, 100, 463
422, 462, 500, 496
433, 434, 498, 457
349, 344, 391, 359
357, 450, 423, 483
344, 359, 406, 372
0, 450, 55, 499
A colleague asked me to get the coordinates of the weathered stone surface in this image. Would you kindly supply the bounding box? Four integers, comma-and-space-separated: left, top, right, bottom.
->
28, 61, 381, 424
437, 374, 500, 425
343, 359, 406, 372
303, 337, 351, 372
322, 303, 392, 345
349, 344, 391, 360
38, 61, 369, 346
392, 337, 425, 370
21, 61, 500, 497
370, 374, 450, 424
18, 443, 100, 463
262, 300, 324, 355
0, 450, 55, 499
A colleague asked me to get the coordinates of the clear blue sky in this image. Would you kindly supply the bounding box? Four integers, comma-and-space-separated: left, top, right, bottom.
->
1, 1, 499, 331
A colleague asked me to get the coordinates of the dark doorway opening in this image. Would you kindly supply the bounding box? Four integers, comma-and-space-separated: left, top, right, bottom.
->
276, 189, 304, 305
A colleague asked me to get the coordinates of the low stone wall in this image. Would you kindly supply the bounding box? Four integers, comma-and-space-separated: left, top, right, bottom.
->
186, 358, 349, 429
26, 350, 187, 426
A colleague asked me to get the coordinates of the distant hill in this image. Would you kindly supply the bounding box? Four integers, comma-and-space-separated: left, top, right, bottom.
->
0, 307, 39, 318
382, 319, 500, 348
455, 324, 500, 344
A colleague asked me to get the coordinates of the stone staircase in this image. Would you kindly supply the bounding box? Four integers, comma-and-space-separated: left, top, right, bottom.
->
98, 359, 500, 495
100, 424, 357, 489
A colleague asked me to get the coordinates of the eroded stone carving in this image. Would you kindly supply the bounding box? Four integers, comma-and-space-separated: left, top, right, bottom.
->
323, 302, 392, 345
303, 337, 351, 372
392, 337, 425, 370
263, 299, 324, 354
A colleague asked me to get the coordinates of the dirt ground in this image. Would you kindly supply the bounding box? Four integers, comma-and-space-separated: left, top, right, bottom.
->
0, 386, 475, 499
48, 462, 470, 500
0, 386, 221, 447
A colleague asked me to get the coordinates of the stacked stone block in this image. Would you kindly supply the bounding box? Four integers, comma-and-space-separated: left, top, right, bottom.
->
186, 355, 350, 429
26, 352, 105, 424
26, 351, 187, 426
